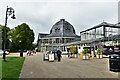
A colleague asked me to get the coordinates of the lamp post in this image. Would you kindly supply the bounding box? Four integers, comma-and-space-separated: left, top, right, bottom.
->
3, 6, 16, 61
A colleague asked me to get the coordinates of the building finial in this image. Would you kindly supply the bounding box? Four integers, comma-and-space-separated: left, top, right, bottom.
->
60, 19, 65, 21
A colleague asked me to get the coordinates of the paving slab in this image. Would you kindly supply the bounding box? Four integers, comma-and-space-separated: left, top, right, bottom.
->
19, 52, 119, 78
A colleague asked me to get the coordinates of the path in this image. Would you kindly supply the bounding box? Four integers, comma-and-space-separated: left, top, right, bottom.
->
19, 52, 118, 78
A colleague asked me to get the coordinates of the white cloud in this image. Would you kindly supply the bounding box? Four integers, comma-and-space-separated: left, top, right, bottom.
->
0, 1, 118, 43
1, 0, 120, 2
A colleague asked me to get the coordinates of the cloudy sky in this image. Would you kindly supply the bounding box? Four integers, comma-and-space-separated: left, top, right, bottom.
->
0, 0, 119, 43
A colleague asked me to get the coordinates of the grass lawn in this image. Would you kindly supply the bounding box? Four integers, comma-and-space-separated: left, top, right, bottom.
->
2, 57, 25, 80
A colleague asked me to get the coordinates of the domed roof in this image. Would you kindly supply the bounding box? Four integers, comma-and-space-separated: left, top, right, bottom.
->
48, 19, 78, 37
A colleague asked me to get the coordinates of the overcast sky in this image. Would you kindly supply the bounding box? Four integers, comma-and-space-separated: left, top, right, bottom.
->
0, 0, 119, 43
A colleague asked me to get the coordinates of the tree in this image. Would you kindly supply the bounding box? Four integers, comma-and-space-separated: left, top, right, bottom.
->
32, 43, 37, 49
8, 23, 34, 51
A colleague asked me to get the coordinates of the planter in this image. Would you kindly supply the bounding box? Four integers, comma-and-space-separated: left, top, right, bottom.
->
96, 54, 103, 59
82, 55, 90, 60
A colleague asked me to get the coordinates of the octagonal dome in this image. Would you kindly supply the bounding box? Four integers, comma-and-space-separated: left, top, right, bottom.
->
48, 19, 78, 37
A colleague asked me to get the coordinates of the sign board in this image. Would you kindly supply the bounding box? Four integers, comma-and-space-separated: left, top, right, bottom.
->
49, 54, 54, 61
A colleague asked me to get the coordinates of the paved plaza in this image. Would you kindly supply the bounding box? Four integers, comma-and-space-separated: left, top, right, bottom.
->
18, 52, 119, 78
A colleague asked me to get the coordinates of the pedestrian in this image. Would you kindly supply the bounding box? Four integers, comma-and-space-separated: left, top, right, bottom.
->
109, 48, 114, 55
27, 50, 31, 56
67, 48, 70, 58
32, 49, 35, 54
94, 49, 97, 57
28, 50, 31, 56
56, 49, 62, 62
27, 50, 29, 55
31, 50, 33, 56
52, 50, 56, 60
35, 48, 37, 54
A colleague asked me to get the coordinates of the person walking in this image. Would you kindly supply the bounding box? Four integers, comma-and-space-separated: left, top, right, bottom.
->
67, 48, 70, 58
52, 50, 57, 60
56, 49, 62, 62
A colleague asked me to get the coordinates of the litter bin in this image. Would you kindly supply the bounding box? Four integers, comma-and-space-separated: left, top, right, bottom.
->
20, 51, 23, 57
109, 54, 120, 72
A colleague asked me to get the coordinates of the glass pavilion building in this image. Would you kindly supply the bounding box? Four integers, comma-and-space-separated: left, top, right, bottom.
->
80, 22, 120, 47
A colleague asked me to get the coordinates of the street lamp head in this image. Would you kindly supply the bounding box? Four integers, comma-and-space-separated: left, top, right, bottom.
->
6, 6, 16, 19
11, 14, 16, 19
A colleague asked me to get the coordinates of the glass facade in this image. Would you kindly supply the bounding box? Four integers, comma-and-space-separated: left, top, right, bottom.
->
41, 38, 75, 44
39, 37, 77, 51
96, 26, 104, 38
80, 25, 120, 42
81, 27, 104, 41
105, 27, 119, 37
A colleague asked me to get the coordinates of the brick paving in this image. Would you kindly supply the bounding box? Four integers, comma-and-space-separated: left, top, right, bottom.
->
19, 52, 119, 78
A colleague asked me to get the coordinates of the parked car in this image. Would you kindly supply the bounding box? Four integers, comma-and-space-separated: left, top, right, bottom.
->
0, 50, 3, 56
43, 51, 50, 61
0, 49, 9, 56
5, 51, 9, 55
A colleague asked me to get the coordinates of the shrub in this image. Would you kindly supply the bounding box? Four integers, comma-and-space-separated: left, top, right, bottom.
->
82, 48, 88, 55
70, 46, 78, 54
97, 48, 101, 55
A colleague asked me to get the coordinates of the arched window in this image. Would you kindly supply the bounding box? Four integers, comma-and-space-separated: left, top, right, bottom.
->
55, 28, 60, 32
65, 28, 70, 31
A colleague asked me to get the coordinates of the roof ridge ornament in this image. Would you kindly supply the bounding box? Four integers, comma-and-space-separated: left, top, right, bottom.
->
60, 19, 65, 21
101, 21, 108, 25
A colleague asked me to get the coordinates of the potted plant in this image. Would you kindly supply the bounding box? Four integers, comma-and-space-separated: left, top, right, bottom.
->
70, 46, 78, 58
82, 48, 90, 60
96, 48, 103, 59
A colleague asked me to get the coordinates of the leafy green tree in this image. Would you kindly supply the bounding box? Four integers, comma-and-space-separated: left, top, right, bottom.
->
32, 43, 37, 49
8, 23, 34, 51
